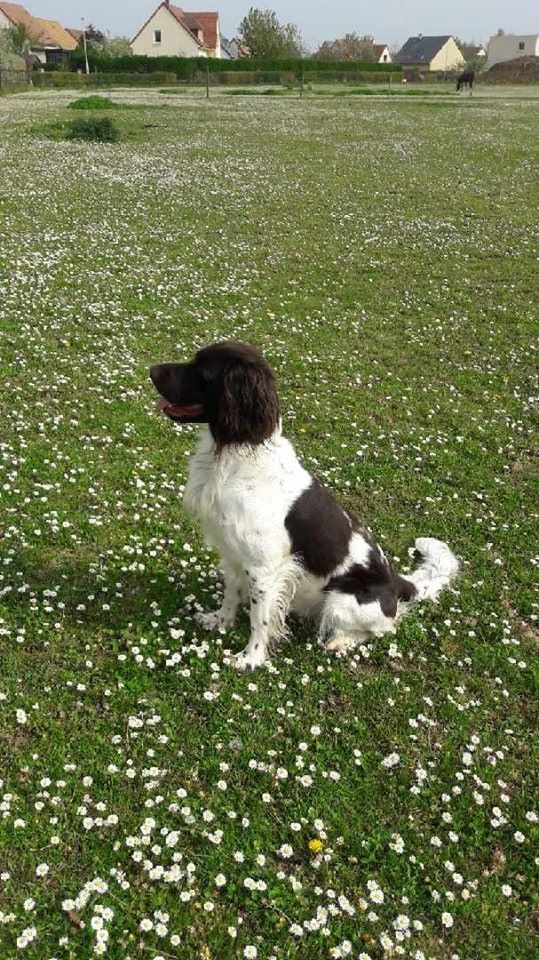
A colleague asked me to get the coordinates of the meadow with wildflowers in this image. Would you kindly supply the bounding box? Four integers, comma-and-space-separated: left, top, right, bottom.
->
0, 89, 537, 960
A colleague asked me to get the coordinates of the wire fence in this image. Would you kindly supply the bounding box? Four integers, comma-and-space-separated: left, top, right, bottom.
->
1, 69, 414, 92
1, 67, 465, 97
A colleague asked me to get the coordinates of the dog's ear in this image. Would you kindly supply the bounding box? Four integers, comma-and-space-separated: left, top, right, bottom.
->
213, 358, 279, 448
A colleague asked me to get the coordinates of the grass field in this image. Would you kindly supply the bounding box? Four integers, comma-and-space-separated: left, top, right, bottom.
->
0, 90, 538, 960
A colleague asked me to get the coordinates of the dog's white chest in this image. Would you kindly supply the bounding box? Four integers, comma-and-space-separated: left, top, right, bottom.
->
182, 427, 310, 565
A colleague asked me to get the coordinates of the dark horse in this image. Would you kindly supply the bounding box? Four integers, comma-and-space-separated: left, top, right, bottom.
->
456, 69, 475, 92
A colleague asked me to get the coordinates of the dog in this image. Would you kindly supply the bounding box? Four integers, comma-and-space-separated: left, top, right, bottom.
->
150, 341, 458, 670
456, 69, 475, 93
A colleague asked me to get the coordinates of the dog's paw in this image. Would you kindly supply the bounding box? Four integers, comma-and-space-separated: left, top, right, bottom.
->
195, 610, 230, 632
230, 646, 268, 671
325, 634, 357, 654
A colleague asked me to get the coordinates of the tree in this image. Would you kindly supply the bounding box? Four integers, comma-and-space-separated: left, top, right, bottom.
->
238, 7, 304, 58
0, 29, 26, 70
85, 23, 106, 44
100, 37, 132, 57
89, 35, 133, 57
314, 33, 376, 61
6, 23, 31, 55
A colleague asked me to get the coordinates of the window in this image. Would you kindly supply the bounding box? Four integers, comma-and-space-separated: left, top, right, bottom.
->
518, 41, 525, 50
154, 29, 162, 44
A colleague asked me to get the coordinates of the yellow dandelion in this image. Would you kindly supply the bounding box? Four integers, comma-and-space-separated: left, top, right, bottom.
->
308, 838, 323, 854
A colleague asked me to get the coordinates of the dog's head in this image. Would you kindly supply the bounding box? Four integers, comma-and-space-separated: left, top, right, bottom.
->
150, 341, 279, 448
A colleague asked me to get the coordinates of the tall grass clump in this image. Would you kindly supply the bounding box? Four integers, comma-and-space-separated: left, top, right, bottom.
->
65, 116, 120, 142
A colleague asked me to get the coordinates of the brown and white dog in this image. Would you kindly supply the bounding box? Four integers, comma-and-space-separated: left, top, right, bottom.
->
151, 341, 458, 669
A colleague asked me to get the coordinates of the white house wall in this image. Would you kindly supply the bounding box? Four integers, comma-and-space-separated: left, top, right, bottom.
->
430, 38, 465, 71
131, 6, 203, 58
487, 34, 539, 67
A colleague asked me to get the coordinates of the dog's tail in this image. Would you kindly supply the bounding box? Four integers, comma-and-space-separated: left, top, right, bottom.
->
400, 537, 459, 605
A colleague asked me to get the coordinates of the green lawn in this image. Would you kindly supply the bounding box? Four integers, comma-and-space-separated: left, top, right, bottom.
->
0, 90, 537, 960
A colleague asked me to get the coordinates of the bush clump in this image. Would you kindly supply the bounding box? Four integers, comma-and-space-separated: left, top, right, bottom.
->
69, 95, 117, 110
65, 116, 120, 142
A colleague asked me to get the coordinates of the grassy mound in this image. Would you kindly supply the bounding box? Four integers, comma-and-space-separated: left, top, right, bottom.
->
69, 95, 118, 110
483, 56, 539, 83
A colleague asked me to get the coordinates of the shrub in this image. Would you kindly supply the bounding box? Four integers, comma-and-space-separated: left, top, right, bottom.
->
65, 51, 400, 79
69, 95, 117, 110
65, 116, 120, 143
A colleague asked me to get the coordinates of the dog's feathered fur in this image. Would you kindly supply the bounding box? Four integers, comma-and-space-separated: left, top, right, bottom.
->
150, 341, 459, 669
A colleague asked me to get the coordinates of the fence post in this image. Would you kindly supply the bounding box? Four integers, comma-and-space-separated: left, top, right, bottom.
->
206, 61, 210, 99
300, 67, 304, 98
388, 72, 392, 97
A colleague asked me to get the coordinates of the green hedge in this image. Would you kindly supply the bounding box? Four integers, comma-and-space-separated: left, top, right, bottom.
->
32, 71, 177, 89
64, 52, 400, 78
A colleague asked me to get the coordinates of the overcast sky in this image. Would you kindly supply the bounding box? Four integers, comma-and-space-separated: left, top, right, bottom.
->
25, 0, 538, 50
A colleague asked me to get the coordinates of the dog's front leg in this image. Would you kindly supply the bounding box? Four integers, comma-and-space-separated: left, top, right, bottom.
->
196, 564, 246, 632
233, 568, 279, 670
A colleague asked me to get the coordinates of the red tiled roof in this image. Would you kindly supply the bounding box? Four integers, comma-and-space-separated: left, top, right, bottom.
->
0, 2, 34, 29
373, 44, 388, 58
187, 11, 219, 51
32, 17, 78, 51
67, 27, 83, 43
0, 3, 77, 50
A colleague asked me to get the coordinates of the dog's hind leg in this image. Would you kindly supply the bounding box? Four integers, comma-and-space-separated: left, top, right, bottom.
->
325, 632, 362, 653
320, 591, 396, 656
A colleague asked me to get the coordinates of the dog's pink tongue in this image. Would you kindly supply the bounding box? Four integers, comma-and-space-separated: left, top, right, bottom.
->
157, 398, 171, 413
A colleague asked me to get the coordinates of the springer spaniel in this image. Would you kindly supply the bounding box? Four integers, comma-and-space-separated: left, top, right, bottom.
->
150, 341, 458, 670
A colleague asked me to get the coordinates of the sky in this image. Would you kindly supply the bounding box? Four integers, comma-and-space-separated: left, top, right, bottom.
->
21, 1, 538, 50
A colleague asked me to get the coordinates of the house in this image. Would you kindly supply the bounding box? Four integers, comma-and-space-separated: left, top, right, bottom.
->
0, 2, 77, 63
131, 2, 221, 58
227, 37, 249, 59
31, 18, 78, 62
66, 27, 83, 45
486, 33, 539, 68
0, 1, 33, 34
373, 43, 391, 64
459, 43, 486, 63
221, 36, 248, 60
220, 36, 235, 60
395, 35, 465, 72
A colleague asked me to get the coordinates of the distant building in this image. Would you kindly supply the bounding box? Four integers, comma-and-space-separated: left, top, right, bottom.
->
66, 27, 83, 45
131, 2, 221, 58
224, 36, 249, 59
486, 33, 539, 68
220, 36, 249, 60
395, 35, 465, 72
459, 43, 487, 63
0, 2, 77, 63
373, 43, 391, 64
220, 36, 234, 59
